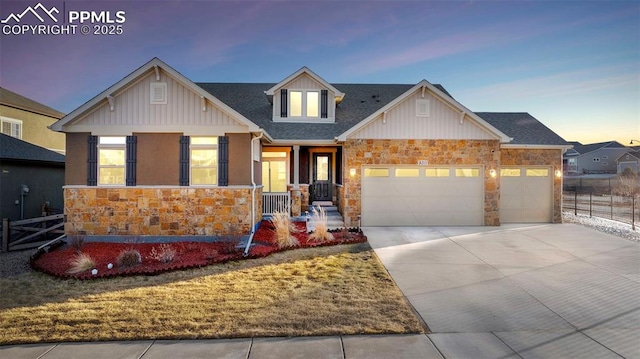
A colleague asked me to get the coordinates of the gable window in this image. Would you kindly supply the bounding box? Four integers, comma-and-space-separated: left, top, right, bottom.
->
98, 137, 126, 185
1, 117, 22, 139
190, 137, 218, 185
289, 90, 319, 118
150, 83, 167, 104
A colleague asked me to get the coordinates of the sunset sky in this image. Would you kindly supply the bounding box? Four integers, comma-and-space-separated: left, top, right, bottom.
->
1, 0, 638, 145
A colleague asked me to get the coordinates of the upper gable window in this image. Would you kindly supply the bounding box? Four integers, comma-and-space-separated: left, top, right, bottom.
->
1, 117, 22, 139
289, 90, 319, 118
150, 83, 167, 104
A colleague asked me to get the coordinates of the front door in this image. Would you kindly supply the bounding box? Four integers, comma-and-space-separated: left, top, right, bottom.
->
312, 153, 332, 202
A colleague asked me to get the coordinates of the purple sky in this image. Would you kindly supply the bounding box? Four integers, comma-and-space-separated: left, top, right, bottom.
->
1, 0, 638, 144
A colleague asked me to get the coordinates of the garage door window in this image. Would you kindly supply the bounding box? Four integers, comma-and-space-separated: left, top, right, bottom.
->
500, 168, 521, 177
526, 168, 549, 177
395, 168, 419, 177
425, 168, 450, 177
364, 168, 389, 177
455, 168, 480, 177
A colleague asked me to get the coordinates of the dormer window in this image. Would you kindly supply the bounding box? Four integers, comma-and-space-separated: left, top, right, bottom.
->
290, 90, 319, 118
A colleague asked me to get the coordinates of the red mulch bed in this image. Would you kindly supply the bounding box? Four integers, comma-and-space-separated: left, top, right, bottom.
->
31, 221, 366, 280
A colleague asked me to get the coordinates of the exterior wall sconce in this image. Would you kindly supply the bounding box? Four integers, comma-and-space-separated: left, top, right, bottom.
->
490, 169, 497, 178
555, 170, 562, 178
349, 168, 356, 177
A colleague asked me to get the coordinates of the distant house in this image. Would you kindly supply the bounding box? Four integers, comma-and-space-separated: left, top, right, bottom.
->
564, 141, 633, 175
0, 87, 66, 154
0, 134, 65, 220
616, 151, 639, 175
50, 57, 571, 238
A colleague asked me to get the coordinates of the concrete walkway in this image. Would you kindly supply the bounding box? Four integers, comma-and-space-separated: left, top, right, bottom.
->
2, 223, 638, 358
365, 223, 639, 358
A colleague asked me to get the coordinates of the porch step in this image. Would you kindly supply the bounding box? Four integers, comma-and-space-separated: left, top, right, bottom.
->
307, 202, 344, 230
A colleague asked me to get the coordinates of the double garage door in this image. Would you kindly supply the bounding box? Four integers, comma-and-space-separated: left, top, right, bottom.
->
361, 166, 552, 226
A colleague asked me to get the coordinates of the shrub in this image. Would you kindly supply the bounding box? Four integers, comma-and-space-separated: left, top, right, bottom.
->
149, 244, 177, 263
67, 252, 96, 274
309, 207, 334, 243
270, 210, 300, 248
117, 249, 142, 269
67, 235, 85, 252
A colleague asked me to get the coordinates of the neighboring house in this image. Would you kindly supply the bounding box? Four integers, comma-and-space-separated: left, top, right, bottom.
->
0, 87, 66, 154
564, 141, 632, 175
616, 151, 639, 175
50, 57, 570, 237
0, 134, 65, 221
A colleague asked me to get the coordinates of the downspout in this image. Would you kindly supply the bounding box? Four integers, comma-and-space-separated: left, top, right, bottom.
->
244, 132, 264, 256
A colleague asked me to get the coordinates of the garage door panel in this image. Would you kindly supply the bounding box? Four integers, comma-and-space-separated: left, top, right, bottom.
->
362, 166, 483, 226
500, 167, 552, 223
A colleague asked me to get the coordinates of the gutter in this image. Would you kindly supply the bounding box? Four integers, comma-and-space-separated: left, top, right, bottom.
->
244, 131, 264, 256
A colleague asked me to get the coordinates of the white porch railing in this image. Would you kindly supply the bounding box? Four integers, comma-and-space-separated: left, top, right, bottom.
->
263, 192, 291, 215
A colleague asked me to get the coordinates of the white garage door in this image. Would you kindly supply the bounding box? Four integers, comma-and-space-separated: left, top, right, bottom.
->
361, 167, 484, 226
500, 167, 552, 223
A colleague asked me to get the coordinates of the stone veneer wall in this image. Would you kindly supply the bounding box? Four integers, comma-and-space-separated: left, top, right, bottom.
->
64, 186, 262, 236
342, 139, 501, 226
501, 148, 563, 223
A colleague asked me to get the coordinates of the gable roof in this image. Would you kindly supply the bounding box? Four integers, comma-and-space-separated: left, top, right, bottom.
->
264, 66, 345, 103
616, 151, 639, 162
50, 57, 260, 133
0, 133, 65, 163
475, 112, 569, 147
337, 80, 511, 142
0, 87, 64, 119
565, 141, 627, 156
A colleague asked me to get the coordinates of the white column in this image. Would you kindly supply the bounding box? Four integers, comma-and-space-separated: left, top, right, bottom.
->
293, 145, 300, 190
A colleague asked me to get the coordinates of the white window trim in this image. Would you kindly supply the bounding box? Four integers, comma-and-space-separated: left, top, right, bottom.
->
1, 116, 22, 139
189, 137, 218, 186
261, 148, 290, 193
288, 89, 319, 119
97, 136, 126, 186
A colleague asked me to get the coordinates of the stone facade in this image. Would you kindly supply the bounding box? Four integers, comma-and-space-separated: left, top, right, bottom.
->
342, 139, 501, 226
64, 186, 261, 236
501, 148, 563, 223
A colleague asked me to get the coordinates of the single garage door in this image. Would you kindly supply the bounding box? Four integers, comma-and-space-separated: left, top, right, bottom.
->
500, 167, 552, 223
361, 166, 484, 226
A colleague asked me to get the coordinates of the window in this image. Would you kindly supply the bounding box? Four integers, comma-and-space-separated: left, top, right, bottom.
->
98, 137, 126, 185
190, 137, 218, 185
526, 168, 549, 177
395, 168, 420, 177
262, 151, 288, 192
1, 117, 21, 139
500, 168, 521, 177
289, 90, 319, 118
425, 168, 450, 177
455, 168, 480, 177
364, 168, 389, 177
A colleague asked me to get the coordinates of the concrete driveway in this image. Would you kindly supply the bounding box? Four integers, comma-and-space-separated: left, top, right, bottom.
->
365, 223, 640, 358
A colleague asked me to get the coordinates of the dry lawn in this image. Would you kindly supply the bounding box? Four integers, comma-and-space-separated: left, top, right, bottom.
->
0, 243, 425, 344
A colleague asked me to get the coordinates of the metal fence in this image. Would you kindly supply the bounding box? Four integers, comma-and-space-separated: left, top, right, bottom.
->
563, 191, 638, 230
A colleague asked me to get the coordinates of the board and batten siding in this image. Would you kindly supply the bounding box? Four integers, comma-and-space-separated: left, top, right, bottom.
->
273, 74, 335, 120
349, 90, 496, 140
68, 71, 249, 135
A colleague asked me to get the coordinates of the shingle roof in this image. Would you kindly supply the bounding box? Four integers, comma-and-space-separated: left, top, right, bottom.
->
0, 87, 65, 119
474, 112, 569, 146
566, 140, 626, 155
197, 83, 450, 141
0, 133, 65, 163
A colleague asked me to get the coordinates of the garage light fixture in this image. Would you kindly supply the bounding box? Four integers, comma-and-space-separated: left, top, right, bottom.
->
349, 168, 356, 177
555, 170, 562, 178
489, 169, 497, 178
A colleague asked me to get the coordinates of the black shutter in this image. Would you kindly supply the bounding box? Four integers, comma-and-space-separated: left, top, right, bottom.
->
280, 89, 288, 117
87, 135, 98, 186
179, 136, 190, 186
218, 136, 229, 186
321, 90, 328, 118
126, 136, 137, 186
